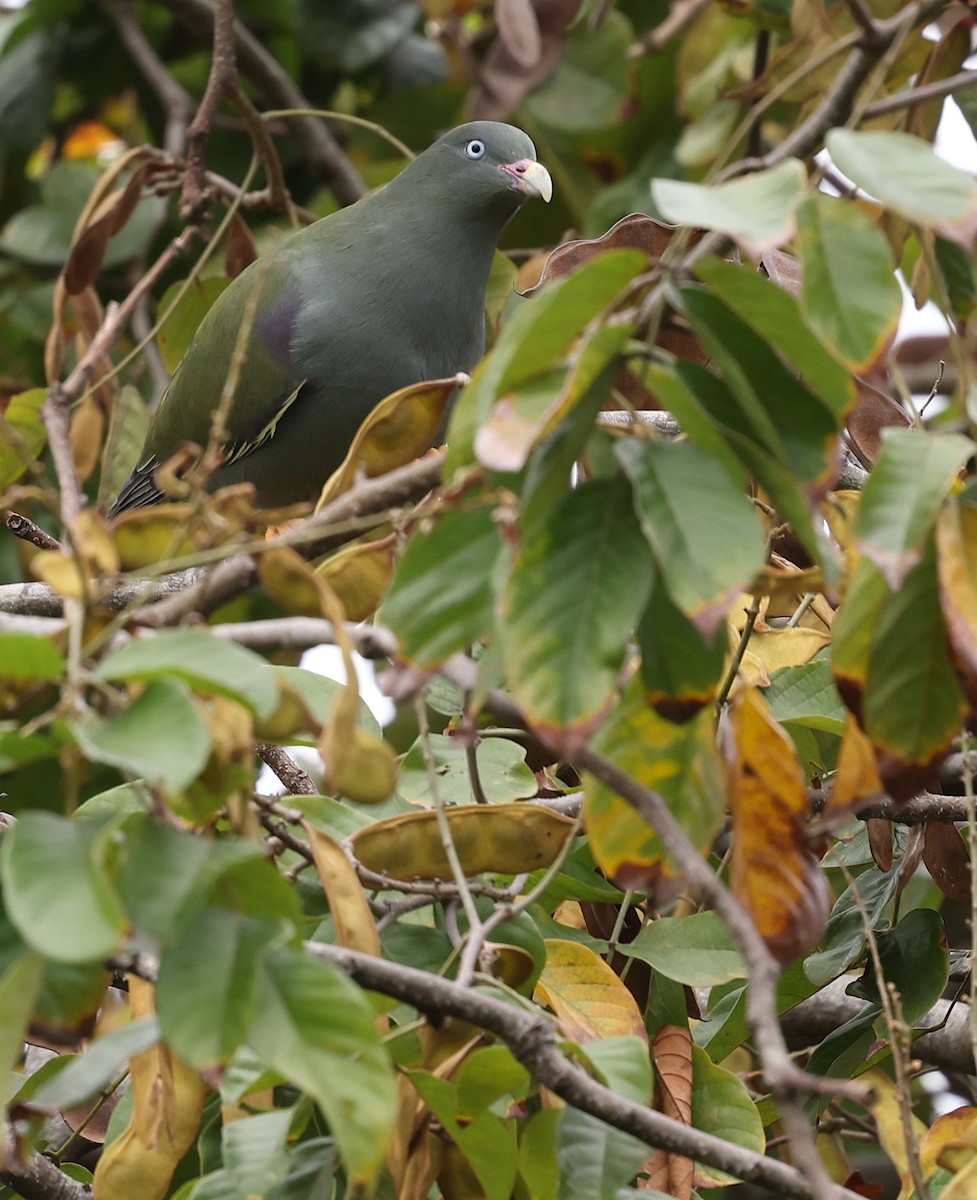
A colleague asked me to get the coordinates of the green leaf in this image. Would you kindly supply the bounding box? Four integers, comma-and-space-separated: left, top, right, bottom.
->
584, 683, 725, 885
693, 256, 854, 417
652, 159, 806, 256
519, 1110, 560, 1200
157, 908, 281, 1066
0, 952, 43, 1104
863, 536, 966, 792
72, 678, 211, 792
223, 1107, 293, 1198
616, 437, 766, 634
580, 1036, 651, 1104
556, 1106, 649, 1200
848, 908, 948, 1025
398, 733, 537, 807
855, 429, 973, 588
0, 632, 64, 680
156, 276, 232, 374
524, 11, 632, 132
831, 557, 890, 713
794, 193, 902, 371
804, 866, 902, 985
623, 912, 745, 986
446, 251, 646, 475
0, 387, 47, 490
379, 505, 500, 667
826, 129, 977, 225
0, 811, 125, 963
764, 659, 847, 735
455, 1046, 531, 1117
500, 477, 653, 752
636, 574, 728, 719
97, 629, 279, 719
681, 285, 841, 487
272, 665, 379, 736
98, 385, 150, 507
120, 819, 263, 944
691, 1044, 765, 1185
248, 946, 396, 1185
33, 1018, 160, 1109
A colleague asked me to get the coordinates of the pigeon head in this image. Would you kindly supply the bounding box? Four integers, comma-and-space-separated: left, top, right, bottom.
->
413, 121, 552, 224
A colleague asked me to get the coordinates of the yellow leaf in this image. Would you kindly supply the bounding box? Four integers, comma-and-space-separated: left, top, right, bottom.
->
533, 939, 646, 1043
863, 1067, 928, 1200
316, 375, 462, 509
937, 498, 977, 706
259, 544, 327, 618
303, 821, 382, 961
111, 504, 198, 569
32, 550, 87, 599
350, 804, 575, 882
93, 979, 209, 1200
746, 627, 831, 675
316, 534, 397, 623
827, 713, 883, 816
727, 687, 829, 963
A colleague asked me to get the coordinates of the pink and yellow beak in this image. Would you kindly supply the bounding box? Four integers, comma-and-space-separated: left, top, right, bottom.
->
502, 158, 553, 203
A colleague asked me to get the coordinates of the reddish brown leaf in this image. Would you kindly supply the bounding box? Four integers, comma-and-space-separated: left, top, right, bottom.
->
643, 1025, 693, 1200
63, 164, 153, 295
846, 377, 910, 465
496, 0, 542, 67
922, 820, 971, 903
522, 213, 677, 297
866, 818, 894, 873
467, 0, 578, 121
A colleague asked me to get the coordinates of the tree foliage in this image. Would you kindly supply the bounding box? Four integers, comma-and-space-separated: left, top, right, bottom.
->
2, 1, 977, 1198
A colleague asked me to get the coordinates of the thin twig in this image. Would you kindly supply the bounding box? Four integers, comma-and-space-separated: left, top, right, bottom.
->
4, 511, 62, 551
257, 744, 318, 795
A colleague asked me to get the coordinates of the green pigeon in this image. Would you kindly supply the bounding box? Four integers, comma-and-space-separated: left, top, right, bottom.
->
108, 122, 551, 515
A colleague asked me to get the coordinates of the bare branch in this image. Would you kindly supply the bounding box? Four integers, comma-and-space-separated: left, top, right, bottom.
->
303, 942, 863, 1200
257, 744, 318, 795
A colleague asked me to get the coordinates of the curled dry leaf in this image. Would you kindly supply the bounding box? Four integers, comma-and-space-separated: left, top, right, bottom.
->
467, 0, 579, 121
316, 374, 463, 509
496, 0, 542, 68
302, 821, 382, 957
644, 1024, 694, 1200
92, 978, 209, 1200
727, 686, 830, 963
64, 162, 156, 295
922, 820, 970, 904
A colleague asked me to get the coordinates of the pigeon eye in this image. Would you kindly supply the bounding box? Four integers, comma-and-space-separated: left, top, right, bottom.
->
465, 139, 486, 160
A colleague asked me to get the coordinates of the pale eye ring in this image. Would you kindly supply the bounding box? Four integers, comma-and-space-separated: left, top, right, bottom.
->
465, 139, 486, 160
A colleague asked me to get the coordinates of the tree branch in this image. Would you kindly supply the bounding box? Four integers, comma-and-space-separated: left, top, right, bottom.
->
156, 0, 366, 205
304, 942, 863, 1200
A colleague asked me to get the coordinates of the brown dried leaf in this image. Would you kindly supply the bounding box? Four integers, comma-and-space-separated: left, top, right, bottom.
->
866, 818, 894, 873
847, 377, 910, 465
922, 820, 970, 904
727, 686, 830, 963
644, 1024, 693, 1200
522, 213, 676, 297
63, 164, 152, 295
467, 0, 579, 121
496, 0, 542, 67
